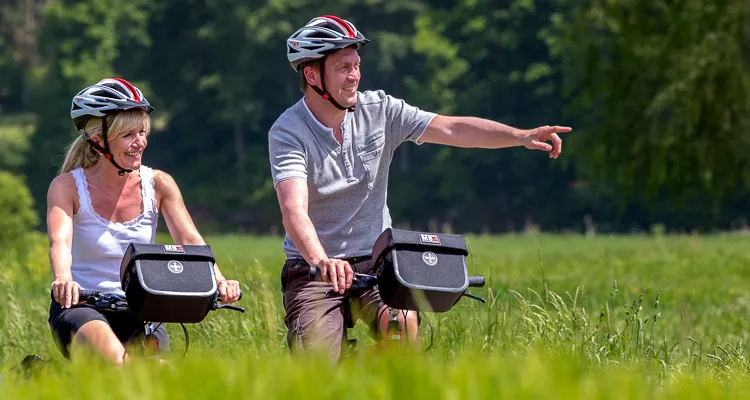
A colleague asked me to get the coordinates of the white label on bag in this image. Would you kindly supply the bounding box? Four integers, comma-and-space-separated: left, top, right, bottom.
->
164, 244, 185, 253
420, 234, 441, 245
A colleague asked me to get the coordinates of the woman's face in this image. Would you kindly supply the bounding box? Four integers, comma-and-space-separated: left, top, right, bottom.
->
100, 125, 148, 171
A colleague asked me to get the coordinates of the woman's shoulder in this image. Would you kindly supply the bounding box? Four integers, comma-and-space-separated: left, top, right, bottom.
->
151, 168, 174, 184
47, 171, 80, 211
150, 168, 180, 193
49, 171, 77, 193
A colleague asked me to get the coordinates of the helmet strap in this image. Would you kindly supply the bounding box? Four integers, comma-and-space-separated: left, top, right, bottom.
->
311, 58, 356, 112
84, 115, 133, 176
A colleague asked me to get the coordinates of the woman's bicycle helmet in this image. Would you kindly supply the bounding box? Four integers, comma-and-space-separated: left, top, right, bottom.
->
70, 78, 154, 175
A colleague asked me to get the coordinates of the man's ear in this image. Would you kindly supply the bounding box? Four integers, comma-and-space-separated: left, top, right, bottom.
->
303, 64, 319, 87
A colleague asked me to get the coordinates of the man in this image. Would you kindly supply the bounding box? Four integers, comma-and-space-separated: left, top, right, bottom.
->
268, 15, 570, 361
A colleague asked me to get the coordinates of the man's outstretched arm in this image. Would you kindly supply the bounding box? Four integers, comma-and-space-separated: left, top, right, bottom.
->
419, 115, 571, 159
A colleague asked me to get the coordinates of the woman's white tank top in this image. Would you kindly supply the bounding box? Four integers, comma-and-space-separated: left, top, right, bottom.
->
69, 166, 158, 295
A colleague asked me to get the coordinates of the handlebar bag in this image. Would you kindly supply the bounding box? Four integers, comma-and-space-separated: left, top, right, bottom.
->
371, 228, 469, 312
119, 243, 218, 323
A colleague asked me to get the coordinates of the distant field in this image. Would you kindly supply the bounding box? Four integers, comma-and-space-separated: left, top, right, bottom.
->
2, 232, 750, 398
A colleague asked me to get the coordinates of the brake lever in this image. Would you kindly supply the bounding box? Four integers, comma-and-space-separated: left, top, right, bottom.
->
462, 292, 486, 303
211, 289, 245, 312
215, 304, 245, 313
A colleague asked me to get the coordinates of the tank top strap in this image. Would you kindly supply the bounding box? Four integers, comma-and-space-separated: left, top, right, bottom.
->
70, 168, 95, 217
139, 166, 158, 214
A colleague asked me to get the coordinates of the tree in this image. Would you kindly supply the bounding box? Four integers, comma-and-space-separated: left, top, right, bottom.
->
387, 0, 580, 232
23, 0, 152, 221
557, 0, 750, 203
0, 171, 38, 249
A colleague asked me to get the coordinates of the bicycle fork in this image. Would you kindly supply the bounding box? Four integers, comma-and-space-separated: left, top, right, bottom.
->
386, 307, 403, 342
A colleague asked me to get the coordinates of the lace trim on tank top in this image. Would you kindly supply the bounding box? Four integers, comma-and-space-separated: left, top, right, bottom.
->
71, 166, 156, 228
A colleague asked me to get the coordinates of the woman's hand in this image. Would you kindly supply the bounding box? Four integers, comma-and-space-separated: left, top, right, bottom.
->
217, 279, 242, 304
51, 279, 82, 308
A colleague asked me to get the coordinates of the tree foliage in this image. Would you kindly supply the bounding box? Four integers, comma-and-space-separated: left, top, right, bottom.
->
0, 0, 747, 233
0, 171, 38, 249
558, 0, 750, 202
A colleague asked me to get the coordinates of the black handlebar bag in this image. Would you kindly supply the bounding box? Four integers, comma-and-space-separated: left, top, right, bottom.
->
119, 243, 218, 323
371, 228, 470, 312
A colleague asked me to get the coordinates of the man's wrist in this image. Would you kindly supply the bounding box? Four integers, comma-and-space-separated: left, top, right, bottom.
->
513, 128, 530, 142
308, 254, 327, 267
53, 273, 72, 281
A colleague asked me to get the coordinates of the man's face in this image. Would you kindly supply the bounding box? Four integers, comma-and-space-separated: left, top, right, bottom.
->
321, 47, 361, 108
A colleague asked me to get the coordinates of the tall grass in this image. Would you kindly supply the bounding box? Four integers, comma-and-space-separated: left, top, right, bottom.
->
1, 232, 749, 397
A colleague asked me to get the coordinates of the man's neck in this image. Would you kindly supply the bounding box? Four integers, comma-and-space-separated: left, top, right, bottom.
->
303, 92, 346, 130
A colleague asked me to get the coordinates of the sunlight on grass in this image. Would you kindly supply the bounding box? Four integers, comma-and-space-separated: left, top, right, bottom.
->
2, 233, 750, 398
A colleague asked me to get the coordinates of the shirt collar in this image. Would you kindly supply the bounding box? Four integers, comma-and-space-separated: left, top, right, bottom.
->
301, 97, 348, 133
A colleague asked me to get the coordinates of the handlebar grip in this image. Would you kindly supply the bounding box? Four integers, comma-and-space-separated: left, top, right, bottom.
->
79, 290, 100, 301
468, 275, 485, 288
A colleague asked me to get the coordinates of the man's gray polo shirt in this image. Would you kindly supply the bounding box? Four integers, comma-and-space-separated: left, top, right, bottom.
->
268, 90, 437, 259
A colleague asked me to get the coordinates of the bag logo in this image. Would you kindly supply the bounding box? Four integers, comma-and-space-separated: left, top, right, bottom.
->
167, 260, 184, 274
164, 244, 184, 253
420, 234, 441, 245
422, 251, 438, 266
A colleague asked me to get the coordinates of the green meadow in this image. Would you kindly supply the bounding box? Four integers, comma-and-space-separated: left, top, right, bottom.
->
2, 232, 750, 399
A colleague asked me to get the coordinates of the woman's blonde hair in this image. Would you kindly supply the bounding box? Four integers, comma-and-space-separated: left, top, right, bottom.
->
59, 108, 151, 175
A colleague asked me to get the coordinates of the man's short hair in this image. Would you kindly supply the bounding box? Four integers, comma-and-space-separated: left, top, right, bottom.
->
298, 58, 324, 93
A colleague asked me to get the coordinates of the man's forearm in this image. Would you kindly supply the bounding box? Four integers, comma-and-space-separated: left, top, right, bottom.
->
282, 208, 328, 265
453, 117, 528, 148
428, 116, 529, 149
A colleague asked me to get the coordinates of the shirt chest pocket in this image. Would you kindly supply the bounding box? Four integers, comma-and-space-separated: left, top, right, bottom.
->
358, 134, 385, 189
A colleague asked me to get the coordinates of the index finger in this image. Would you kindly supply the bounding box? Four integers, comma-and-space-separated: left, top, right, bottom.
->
218, 281, 228, 301
319, 262, 331, 284
545, 126, 572, 134
53, 285, 62, 304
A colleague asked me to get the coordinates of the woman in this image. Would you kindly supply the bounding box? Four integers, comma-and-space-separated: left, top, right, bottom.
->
47, 78, 241, 364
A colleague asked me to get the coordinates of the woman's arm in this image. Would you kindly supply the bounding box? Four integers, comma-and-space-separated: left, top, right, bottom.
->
47, 174, 81, 308
153, 170, 241, 303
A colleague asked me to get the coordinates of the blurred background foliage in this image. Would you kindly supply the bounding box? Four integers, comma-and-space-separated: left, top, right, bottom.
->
1, 0, 748, 240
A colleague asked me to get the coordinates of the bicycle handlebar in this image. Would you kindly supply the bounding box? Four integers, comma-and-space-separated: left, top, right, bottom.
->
310, 266, 485, 287
309, 265, 486, 305
79, 290, 100, 301
468, 275, 485, 287
308, 266, 379, 294
76, 289, 245, 313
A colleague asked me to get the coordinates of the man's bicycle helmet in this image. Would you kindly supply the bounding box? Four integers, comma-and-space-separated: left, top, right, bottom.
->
287, 15, 369, 111
70, 78, 154, 175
